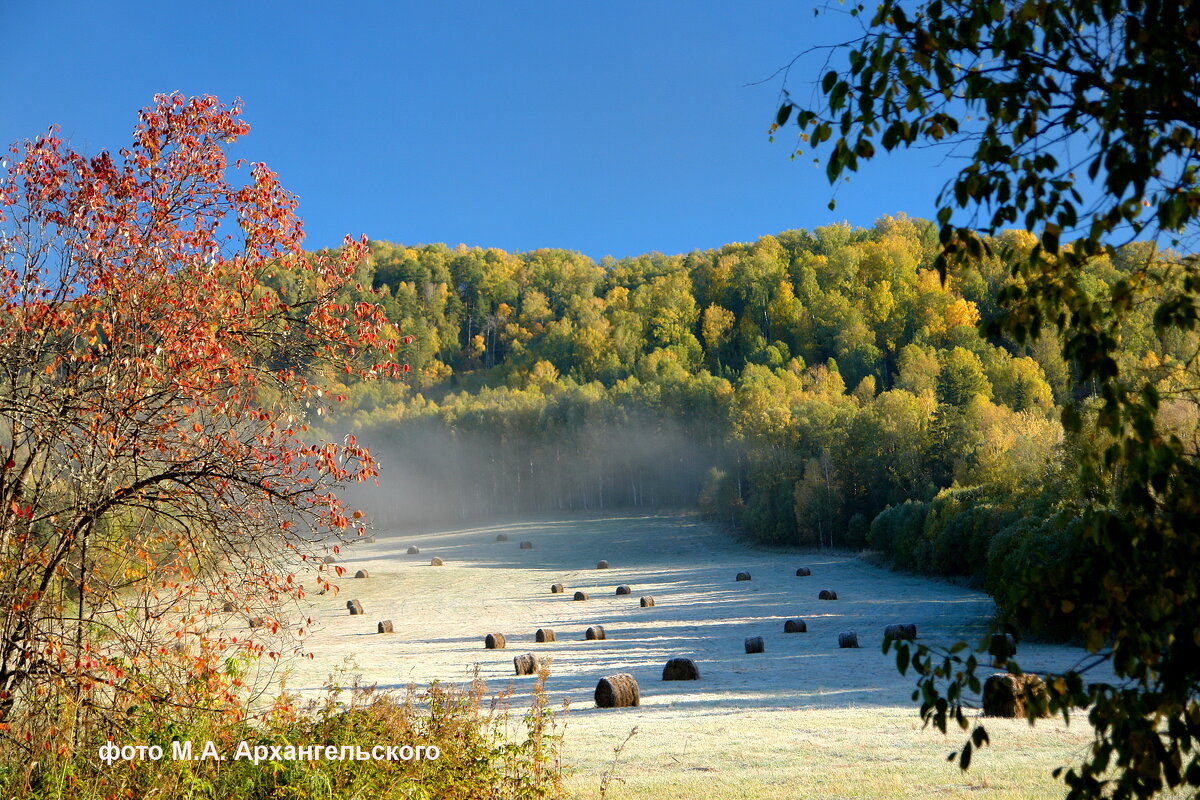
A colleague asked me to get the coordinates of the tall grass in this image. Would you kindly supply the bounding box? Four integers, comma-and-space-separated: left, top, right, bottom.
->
0, 665, 567, 800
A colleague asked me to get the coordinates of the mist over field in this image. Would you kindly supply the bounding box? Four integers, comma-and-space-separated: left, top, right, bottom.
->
339, 414, 720, 529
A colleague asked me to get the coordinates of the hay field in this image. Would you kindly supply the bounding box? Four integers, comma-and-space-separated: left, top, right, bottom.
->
277, 513, 1110, 800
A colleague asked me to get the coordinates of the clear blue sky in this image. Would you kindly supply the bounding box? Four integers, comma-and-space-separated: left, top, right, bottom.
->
3, 1, 956, 261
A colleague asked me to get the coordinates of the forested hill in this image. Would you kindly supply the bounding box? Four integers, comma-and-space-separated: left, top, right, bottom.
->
290, 214, 1196, 618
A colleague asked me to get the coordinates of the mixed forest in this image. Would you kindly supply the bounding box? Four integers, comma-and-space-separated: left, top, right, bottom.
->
294, 215, 1199, 633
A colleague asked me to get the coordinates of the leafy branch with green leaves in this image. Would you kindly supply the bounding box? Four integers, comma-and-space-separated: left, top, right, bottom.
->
773, 2, 1200, 798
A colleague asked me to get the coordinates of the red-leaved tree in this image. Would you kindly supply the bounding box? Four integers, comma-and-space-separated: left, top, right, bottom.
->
0, 94, 399, 751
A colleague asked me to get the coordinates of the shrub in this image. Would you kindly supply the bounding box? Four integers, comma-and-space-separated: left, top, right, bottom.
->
926, 485, 1010, 580
845, 512, 870, 549
869, 500, 929, 569
0, 667, 567, 800
986, 510, 1084, 637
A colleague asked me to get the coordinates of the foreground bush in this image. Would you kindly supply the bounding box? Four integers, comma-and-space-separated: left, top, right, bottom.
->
0, 671, 566, 800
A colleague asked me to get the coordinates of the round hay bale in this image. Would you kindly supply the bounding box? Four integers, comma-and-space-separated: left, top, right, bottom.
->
248, 617, 264, 629
818, 589, 838, 600
585, 625, 607, 641
406, 546, 420, 555
983, 673, 1049, 718
519, 540, 533, 549
573, 591, 589, 601
884, 623, 918, 641
347, 600, 364, 615
735, 572, 752, 582
430, 557, 444, 566
484, 633, 507, 650
640, 596, 655, 607
784, 619, 807, 633
377, 620, 394, 634
535, 628, 556, 643
594, 673, 640, 708
354, 569, 369, 579
615, 584, 632, 595
662, 657, 700, 681
322, 555, 336, 564
550, 583, 565, 594
744, 636, 765, 654
596, 560, 609, 569
838, 631, 859, 648
513, 653, 540, 676
495, 533, 509, 542
795, 567, 812, 577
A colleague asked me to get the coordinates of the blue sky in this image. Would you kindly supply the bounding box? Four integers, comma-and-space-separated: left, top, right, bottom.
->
3, 1, 957, 261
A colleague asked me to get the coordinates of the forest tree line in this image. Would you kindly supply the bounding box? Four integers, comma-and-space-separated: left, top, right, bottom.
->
284, 214, 1198, 629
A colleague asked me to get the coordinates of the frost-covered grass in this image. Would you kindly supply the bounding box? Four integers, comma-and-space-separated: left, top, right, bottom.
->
279, 512, 1119, 799
561, 705, 1098, 800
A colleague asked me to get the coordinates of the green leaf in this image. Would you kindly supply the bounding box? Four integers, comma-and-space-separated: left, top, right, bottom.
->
1042, 224, 1060, 254
971, 726, 989, 747
830, 81, 849, 110
776, 104, 794, 126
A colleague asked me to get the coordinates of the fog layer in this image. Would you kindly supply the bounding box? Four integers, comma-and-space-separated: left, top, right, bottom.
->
340, 412, 722, 529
